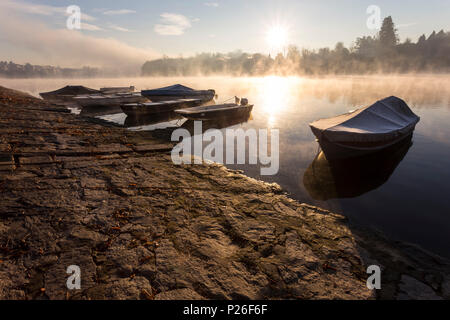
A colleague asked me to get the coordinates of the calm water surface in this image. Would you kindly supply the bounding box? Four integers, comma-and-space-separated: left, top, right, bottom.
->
2, 75, 450, 258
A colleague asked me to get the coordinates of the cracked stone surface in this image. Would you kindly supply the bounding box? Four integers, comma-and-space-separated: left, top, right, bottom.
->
0, 86, 449, 300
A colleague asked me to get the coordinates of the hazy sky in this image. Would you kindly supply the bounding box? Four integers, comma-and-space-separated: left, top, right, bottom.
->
0, 0, 449, 68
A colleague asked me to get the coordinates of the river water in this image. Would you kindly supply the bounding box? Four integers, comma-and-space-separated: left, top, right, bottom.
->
2, 75, 450, 258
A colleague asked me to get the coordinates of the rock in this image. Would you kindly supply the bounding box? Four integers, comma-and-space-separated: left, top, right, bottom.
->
155, 288, 204, 300
84, 277, 153, 300
397, 275, 443, 300
1, 86, 449, 300
69, 226, 108, 247
442, 277, 450, 299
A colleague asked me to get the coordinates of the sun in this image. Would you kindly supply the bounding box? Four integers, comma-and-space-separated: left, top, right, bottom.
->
266, 25, 289, 50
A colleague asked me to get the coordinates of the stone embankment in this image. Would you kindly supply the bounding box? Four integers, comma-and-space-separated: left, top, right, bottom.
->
0, 86, 448, 300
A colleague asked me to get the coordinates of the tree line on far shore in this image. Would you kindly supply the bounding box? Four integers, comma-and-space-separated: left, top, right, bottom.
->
142, 17, 450, 76
0, 62, 99, 78
1, 17, 448, 78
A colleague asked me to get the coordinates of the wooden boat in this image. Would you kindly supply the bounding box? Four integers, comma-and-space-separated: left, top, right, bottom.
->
303, 135, 412, 200
124, 111, 182, 128
309, 96, 420, 160
141, 84, 215, 102
121, 99, 203, 116
79, 105, 123, 117
100, 86, 135, 94
74, 93, 148, 108
175, 102, 253, 120
40, 85, 99, 101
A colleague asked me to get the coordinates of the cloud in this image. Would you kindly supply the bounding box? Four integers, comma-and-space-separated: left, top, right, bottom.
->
0, 11, 158, 71
103, 9, 136, 16
154, 13, 192, 36
109, 24, 132, 32
0, 0, 96, 21
204, 2, 219, 7
82, 23, 103, 31
397, 22, 418, 28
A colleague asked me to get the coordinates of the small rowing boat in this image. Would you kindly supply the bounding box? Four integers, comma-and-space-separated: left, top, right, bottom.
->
121, 99, 203, 116
141, 84, 216, 102
40, 85, 99, 101
100, 86, 135, 94
124, 111, 182, 128
74, 93, 148, 108
309, 96, 420, 160
175, 101, 253, 120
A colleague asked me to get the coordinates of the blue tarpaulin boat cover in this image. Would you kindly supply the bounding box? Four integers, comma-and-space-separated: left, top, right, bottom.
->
142, 84, 211, 96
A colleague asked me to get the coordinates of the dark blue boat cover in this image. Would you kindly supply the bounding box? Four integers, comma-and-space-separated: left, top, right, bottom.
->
142, 84, 211, 96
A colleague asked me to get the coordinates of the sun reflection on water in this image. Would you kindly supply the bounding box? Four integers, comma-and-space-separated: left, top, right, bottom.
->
257, 76, 299, 127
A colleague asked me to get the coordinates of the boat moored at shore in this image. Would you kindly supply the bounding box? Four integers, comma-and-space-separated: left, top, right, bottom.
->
99, 86, 135, 94
39, 85, 100, 101
40, 85, 136, 102
121, 98, 204, 116
175, 101, 253, 120
309, 96, 420, 160
141, 84, 216, 103
74, 93, 148, 108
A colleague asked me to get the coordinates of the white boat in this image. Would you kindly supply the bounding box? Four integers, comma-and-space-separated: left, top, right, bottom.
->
309, 96, 420, 160
74, 93, 148, 108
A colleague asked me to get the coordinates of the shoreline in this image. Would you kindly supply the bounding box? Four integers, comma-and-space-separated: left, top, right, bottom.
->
0, 86, 448, 300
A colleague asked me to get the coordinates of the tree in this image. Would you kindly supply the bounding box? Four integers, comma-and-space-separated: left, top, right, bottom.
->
353, 36, 378, 57
379, 16, 398, 47
417, 34, 426, 45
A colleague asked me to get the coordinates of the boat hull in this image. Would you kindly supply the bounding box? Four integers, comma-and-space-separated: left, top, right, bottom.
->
121, 99, 203, 116
75, 95, 148, 108
100, 86, 135, 94
317, 129, 416, 160
177, 105, 253, 120
39, 86, 100, 101
40, 94, 77, 102
142, 93, 215, 103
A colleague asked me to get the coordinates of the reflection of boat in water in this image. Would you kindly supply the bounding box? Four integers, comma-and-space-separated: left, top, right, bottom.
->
124, 111, 183, 128
309, 96, 420, 160
303, 134, 413, 200
180, 113, 252, 135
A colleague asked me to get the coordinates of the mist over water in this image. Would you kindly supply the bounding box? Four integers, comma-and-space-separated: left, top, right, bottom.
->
2, 75, 450, 257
